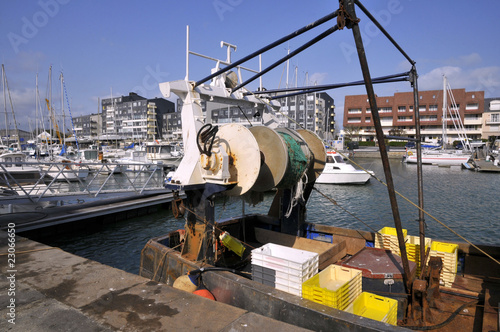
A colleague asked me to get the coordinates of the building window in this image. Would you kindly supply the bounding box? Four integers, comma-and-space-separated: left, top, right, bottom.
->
347, 118, 361, 123
429, 105, 438, 111
379, 107, 392, 113
491, 114, 500, 123
421, 115, 437, 121
419, 105, 426, 112
398, 106, 406, 112
348, 108, 362, 114
398, 116, 413, 122
466, 103, 478, 110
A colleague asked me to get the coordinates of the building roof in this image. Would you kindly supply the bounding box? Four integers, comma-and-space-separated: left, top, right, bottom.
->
484, 97, 500, 112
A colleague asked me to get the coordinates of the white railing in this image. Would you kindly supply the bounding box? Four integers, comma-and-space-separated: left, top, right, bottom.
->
0, 159, 170, 206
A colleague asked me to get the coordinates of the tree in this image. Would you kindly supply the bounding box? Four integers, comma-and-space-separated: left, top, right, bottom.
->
343, 125, 361, 141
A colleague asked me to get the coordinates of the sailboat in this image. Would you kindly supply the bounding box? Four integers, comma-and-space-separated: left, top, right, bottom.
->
404, 76, 472, 166
0, 65, 46, 186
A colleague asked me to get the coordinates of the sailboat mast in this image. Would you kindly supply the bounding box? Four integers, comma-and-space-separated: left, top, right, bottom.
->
2, 65, 22, 150
60, 72, 65, 149
442, 75, 447, 149
36, 74, 39, 145
2, 65, 7, 146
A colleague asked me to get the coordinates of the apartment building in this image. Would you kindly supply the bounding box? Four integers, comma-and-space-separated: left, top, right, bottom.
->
173, 92, 335, 140
101, 92, 174, 140
343, 89, 484, 144
73, 113, 101, 138
482, 98, 500, 140
277, 92, 334, 140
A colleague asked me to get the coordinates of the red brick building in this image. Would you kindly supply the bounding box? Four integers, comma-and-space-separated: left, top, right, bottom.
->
343, 89, 484, 144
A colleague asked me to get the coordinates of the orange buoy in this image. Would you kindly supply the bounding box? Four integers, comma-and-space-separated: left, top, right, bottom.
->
193, 289, 215, 301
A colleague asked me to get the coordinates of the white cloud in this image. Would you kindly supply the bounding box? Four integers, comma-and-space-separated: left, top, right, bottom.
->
308, 72, 328, 85
444, 53, 482, 67
419, 65, 500, 97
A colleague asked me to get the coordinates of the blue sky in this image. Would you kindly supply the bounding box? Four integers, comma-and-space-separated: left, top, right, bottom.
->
1, 0, 500, 132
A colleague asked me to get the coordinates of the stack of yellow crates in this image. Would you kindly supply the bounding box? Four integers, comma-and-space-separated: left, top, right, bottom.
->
374, 227, 407, 255
344, 292, 398, 326
427, 241, 458, 287
302, 265, 362, 310
405, 235, 432, 276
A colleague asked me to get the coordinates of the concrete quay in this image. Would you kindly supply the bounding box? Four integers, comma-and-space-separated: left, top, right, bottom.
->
0, 232, 311, 331
344, 148, 406, 159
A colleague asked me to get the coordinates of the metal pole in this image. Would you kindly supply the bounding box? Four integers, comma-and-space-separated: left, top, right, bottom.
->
232, 25, 339, 93
185, 25, 190, 81
411, 66, 426, 278
194, 10, 339, 88
343, 0, 413, 294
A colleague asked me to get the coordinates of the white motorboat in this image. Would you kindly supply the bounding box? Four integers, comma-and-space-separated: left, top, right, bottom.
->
316, 150, 374, 184
145, 140, 183, 164
0, 151, 46, 186
114, 149, 153, 171
41, 156, 90, 182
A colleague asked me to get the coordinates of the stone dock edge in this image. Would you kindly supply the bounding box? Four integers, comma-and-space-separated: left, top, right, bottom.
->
0, 231, 311, 331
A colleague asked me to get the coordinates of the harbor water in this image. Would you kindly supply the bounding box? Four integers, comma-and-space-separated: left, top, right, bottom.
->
41, 158, 500, 275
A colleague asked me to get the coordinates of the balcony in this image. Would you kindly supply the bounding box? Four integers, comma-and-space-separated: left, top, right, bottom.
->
486, 117, 500, 125
463, 118, 482, 125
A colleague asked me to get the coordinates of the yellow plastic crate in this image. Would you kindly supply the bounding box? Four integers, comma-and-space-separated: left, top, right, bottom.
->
302, 265, 362, 310
431, 241, 458, 254
344, 292, 398, 326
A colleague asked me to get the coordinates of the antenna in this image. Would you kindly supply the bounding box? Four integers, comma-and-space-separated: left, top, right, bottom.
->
220, 41, 237, 63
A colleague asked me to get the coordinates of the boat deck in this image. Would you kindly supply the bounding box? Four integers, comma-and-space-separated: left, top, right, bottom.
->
0, 232, 311, 331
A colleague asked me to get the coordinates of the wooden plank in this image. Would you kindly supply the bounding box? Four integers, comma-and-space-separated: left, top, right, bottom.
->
482, 283, 500, 332
254, 228, 347, 270
308, 223, 375, 241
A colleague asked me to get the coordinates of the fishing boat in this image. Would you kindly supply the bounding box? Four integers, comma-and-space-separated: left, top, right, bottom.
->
315, 150, 374, 184
139, 2, 500, 330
